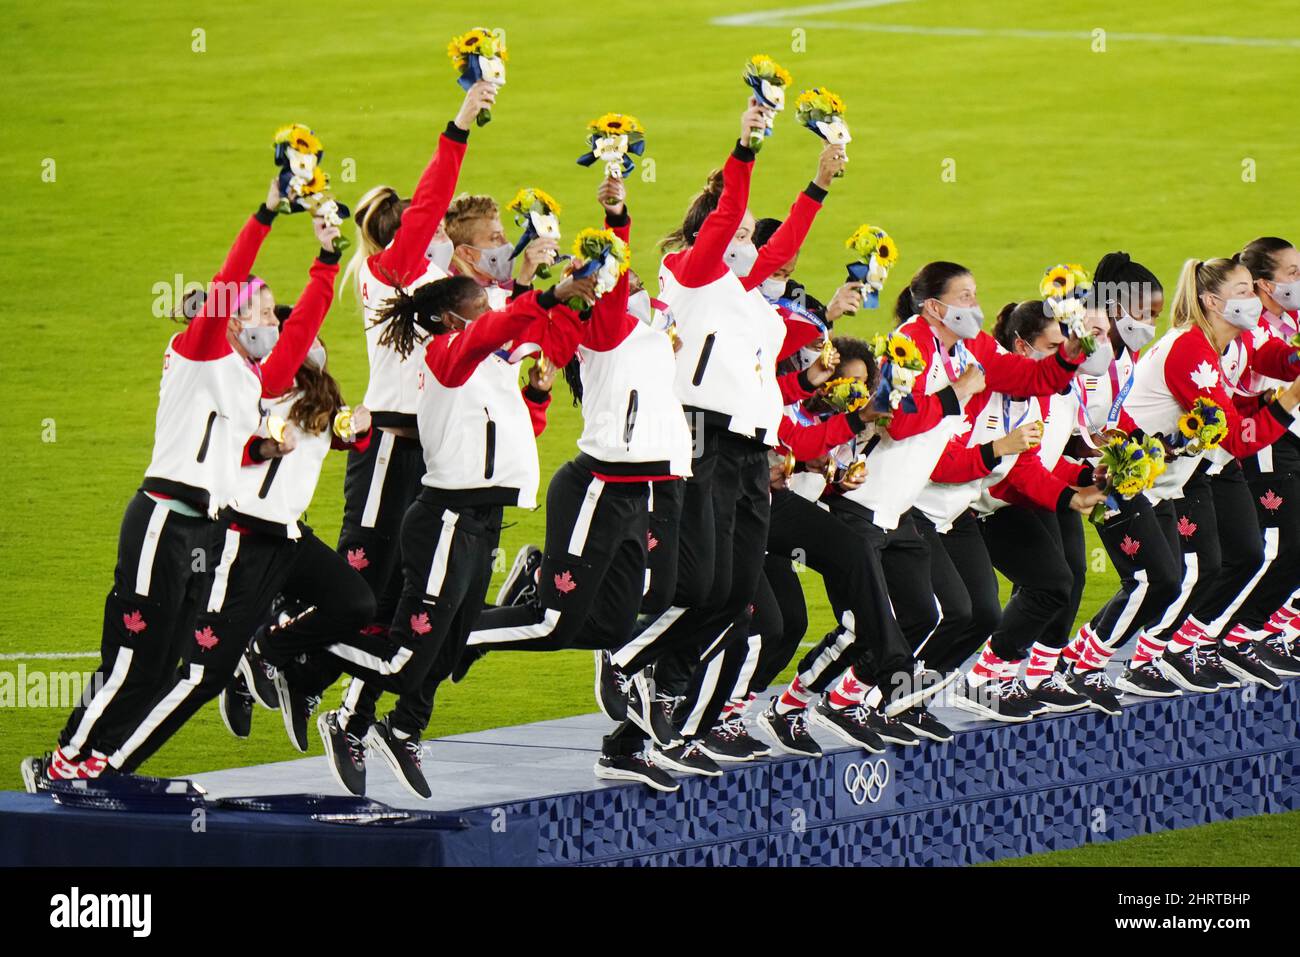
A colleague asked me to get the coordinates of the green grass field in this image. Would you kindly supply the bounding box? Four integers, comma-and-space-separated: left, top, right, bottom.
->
2, 0, 1297, 862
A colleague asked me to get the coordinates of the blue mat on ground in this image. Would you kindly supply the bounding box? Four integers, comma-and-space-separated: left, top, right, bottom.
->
4, 675, 1297, 866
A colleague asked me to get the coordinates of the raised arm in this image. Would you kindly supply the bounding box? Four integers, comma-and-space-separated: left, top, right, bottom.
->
583, 179, 638, 352
261, 220, 344, 397
742, 142, 844, 291
968, 330, 1083, 398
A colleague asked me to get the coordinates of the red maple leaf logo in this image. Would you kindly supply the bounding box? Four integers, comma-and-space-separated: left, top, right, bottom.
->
1177, 515, 1198, 539
122, 610, 147, 635
410, 612, 432, 636
346, 548, 370, 571
1120, 535, 1141, 557
194, 626, 219, 650
647, 531, 659, 552
554, 570, 577, 594
1260, 489, 1284, 512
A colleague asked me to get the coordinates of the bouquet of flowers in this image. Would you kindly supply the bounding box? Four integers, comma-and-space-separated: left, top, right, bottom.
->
272, 124, 350, 253
507, 188, 565, 280
447, 27, 507, 126
845, 224, 899, 310
1090, 433, 1167, 524
794, 87, 850, 173
1170, 397, 1230, 456
1040, 263, 1095, 353
576, 113, 646, 180
819, 377, 873, 414
742, 55, 793, 152
567, 227, 630, 309
868, 331, 925, 413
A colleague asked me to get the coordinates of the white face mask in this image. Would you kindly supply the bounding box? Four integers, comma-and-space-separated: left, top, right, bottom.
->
627, 290, 652, 325
938, 300, 983, 340
305, 342, 327, 371
426, 238, 454, 272
725, 239, 759, 278
1017, 336, 1048, 361
759, 277, 787, 301
1220, 295, 1263, 330
1116, 309, 1156, 353
474, 243, 515, 284
238, 324, 279, 360
1269, 278, 1300, 312
1079, 337, 1114, 376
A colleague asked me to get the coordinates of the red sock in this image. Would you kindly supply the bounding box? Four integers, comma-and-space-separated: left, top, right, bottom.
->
776, 675, 812, 715
969, 644, 1005, 686
1062, 624, 1092, 669
1222, 623, 1254, 646
1024, 642, 1062, 689
1129, 631, 1167, 667
827, 668, 869, 710
1164, 617, 1206, 655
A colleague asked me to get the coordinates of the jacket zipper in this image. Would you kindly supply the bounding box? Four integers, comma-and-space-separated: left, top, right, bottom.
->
623, 389, 639, 447
484, 407, 496, 480
691, 332, 716, 387
196, 411, 218, 463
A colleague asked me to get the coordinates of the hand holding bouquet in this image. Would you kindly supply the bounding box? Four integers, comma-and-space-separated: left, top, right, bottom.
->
272, 124, 351, 253
742, 55, 792, 151
1040, 263, 1095, 353
448, 27, 507, 126
869, 331, 925, 413
508, 188, 564, 280
565, 227, 630, 309
794, 87, 850, 174
1089, 433, 1167, 524
845, 224, 899, 311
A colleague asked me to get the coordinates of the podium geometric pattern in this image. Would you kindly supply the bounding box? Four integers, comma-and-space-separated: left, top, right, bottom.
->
470, 680, 1300, 866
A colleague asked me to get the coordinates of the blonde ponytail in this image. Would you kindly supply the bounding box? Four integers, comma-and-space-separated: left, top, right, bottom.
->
1171, 256, 1239, 341
341, 184, 406, 301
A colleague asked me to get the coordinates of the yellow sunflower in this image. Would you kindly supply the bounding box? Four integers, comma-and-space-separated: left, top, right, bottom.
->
590, 113, 645, 137
274, 124, 322, 156
1039, 265, 1075, 300
1178, 412, 1203, 438
509, 187, 561, 217
746, 54, 793, 87
875, 235, 899, 269
886, 333, 923, 369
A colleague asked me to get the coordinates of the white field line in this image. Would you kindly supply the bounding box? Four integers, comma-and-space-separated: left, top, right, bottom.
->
713, 1, 1300, 49
0, 652, 99, 661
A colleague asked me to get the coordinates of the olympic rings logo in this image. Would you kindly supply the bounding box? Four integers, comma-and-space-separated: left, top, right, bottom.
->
843, 758, 891, 805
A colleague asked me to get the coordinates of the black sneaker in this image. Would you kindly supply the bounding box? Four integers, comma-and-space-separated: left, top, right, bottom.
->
650, 740, 722, 777
1027, 672, 1090, 713
1155, 645, 1221, 694
594, 650, 630, 723
757, 700, 823, 757
219, 673, 254, 739
451, 644, 488, 684
495, 544, 542, 607
805, 699, 886, 753
274, 671, 321, 753
881, 667, 959, 718
1254, 636, 1300, 678
627, 672, 681, 749
1068, 669, 1124, 716
1218, 641, 1283, 691
238, 648, 280, 711
366, 716, 431, 799
1115, 662, 1182, 698
948, 674, 1009, 721
993, 678, 1042, 722
863, 707, 921, 746
696, 720, 758, 763
317, 710, 366, 796
1197, 643, 1240, 689
595, 751, 680, 792
894, 705, 954, 743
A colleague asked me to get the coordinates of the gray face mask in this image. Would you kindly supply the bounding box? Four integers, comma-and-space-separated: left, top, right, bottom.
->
725, 239, 759, 278
1079, 337, 1114, 376
305, 342, 327, 371
1116, 309, 1156, 353
1268, 278, 1300, 312
426, 238, 454, 272
1221, 296, 1264, 330
475, 244, 515, 284
239, 325, 280, 360
938, 300, 983, 340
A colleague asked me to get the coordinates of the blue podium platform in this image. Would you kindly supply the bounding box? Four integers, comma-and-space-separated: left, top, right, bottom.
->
5, 676, 1298, 866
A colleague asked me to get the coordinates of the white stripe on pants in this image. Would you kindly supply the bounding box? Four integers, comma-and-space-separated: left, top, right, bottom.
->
360, 431, 396, 529
134, 503, 170, 597
612, 605, 685, 669
67, 648, 135, 753
425, 510, 460, 599
567, 478, 605, 557
1205, 527, 1281, 637
678, 653, 726, 737
108, 662, 205, 769
206, 529, 241, 613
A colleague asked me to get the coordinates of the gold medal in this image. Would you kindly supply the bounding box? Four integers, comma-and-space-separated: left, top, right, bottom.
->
819, 338, 835, 369
332, 406, 354, 442
846, 460, 866, 483
267, 416, 287, 444
783, 450, 796, 477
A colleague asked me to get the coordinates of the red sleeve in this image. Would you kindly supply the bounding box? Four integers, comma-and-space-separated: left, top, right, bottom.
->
991, 450, 1073, 512
742, 188, 825, 291
260, 256, 340, 398
885, 350, 963, 441
672, 147, 754, 288
778, 369, 815, 404
1250, 334, 1300, 383
1051, 456, 1090, 485
241, 435, 263, 467
1164, 330, 1291, 459
931, 436, 997, 483
779, 315, 823, 363
331, 427, 372, 454
369, 127, 469, 287
777, 412, 858, 462
583, 213, 637, 352
173, 211, 273, 362
523, 386, 550, 437
424, 291, 556, 388
968, 331, 1083, 398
